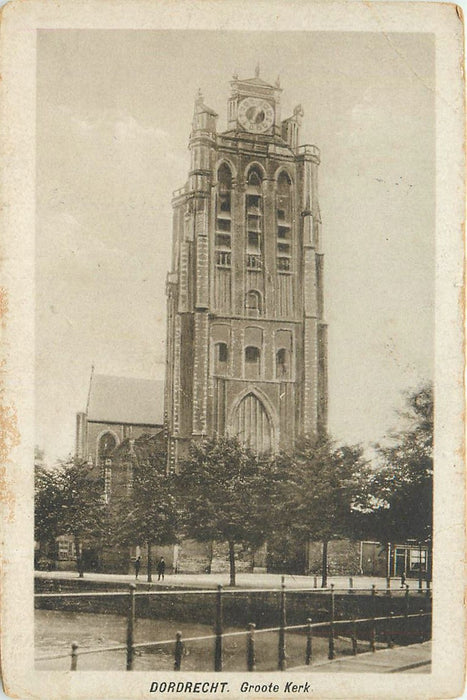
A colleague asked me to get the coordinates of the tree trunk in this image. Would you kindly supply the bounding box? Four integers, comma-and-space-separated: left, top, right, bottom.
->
147, 541, 152, 583
74, 536, 84, 578
321, 540, 328, 588
228, 541, 236, 587
207, 541, 214, 574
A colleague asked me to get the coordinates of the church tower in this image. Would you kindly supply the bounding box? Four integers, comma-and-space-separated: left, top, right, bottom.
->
165, 70, 327, 467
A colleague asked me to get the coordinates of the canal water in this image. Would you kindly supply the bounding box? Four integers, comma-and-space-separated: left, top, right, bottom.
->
35, 610, 333, 671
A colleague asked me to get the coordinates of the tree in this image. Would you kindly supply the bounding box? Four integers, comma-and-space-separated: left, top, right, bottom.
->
368, 385, 433, 578
110, 435, 179, 582
177, 436, 270, 586
35, 458, 108, 575
34, 463, 62, 559
57, 459, 108, 576
273, 435, 370, 587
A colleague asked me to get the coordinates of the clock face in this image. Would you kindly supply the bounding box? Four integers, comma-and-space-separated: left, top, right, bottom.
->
238, 98, 274, 134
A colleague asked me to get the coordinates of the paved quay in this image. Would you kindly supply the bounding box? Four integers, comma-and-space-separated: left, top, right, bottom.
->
290, 642, 431, 673
35, 570, 429, 592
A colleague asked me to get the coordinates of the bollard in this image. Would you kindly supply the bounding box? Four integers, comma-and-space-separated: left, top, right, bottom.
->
246, 623, 256, 671
174, 631, 183, 671
214, 585, 223, 672
126, 583, 136, 671
386, 576, 391, 596
305, 618, 312, 665
328, 583, 335, 660
387, 611, 395, 648
278, 576, 287, 671
348, 577, 354, 594
351, 616, 358, 656
418, 609, 425, 643
70, 642, 78, 671
369, 584, 376, 652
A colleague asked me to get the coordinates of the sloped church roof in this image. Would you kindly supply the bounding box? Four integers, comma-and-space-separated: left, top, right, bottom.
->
87, 373, 164, 426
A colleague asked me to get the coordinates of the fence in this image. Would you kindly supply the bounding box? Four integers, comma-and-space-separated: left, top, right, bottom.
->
35, 579, 431, 672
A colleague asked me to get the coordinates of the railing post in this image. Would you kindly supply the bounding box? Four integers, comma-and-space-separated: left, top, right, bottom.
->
369, 584, 376, 652
351, 616, 358, 655
305, 618, 312, 665
70, 642, 78, 671
247, 623, 256, 671
387, 611, 395, 648
214, 585, 223, 672
174, 631, 183, 671
328, 583, 335, 660
278, 575, 287, 671
348, 576, 354, 594
404, 583, 410, 642
418, 608, 425, 643
126, 583, 136, 671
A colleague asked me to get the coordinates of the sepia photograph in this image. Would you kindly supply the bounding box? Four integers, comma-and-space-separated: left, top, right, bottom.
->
0, 2, 464, 698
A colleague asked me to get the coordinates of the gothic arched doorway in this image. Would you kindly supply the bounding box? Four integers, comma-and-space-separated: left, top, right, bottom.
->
230, 392, 273, 454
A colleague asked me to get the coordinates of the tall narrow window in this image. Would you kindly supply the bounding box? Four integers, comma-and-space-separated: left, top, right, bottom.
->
216, 164, 232, 268
214, 341, 229, 374
245, 290, 262, 317
276, 348, 289, 378
246, 168, 263, 270
276, 171, 292, 272
245, 346, 261, 379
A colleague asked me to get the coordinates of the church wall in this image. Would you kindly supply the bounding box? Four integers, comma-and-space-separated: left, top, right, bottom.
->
84, 421, 162, 465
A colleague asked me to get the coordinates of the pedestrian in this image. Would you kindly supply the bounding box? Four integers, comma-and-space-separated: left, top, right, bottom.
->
134, 555, 141, 580
400, 570, 406, 588
157, 556, 166, 581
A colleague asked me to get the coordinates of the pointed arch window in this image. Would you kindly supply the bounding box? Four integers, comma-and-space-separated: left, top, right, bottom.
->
216, 163, 232, 267
98, 432, 117, 462
231, 392, 272, 454
276, 171, 292, 273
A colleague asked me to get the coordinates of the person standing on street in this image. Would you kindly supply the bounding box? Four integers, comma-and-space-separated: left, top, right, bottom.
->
157, 557, 166, 581
134, 555, 141, 580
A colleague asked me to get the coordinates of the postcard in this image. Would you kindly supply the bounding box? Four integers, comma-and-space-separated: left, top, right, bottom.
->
0, 1, 464, 698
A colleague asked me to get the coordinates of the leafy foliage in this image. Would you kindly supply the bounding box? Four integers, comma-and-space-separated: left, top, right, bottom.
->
109, 434, 179, 581
269, 434, 370, 584
177, 436, 271, 585
35, 458, 108, 575
34, 464, 62, 546
368, 385, 433, 545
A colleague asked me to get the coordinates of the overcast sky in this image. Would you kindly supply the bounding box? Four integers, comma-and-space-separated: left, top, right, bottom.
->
36, 29, 434, 462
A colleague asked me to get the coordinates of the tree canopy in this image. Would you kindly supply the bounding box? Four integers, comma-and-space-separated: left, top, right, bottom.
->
367, 384, 433, 547
35, 458, 108, 576
177, 436, 271, 585
270, 434, 370, 585
109, 434, 179, 581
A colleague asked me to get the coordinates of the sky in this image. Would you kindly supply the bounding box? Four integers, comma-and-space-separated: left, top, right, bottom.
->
36, 30, 435, 462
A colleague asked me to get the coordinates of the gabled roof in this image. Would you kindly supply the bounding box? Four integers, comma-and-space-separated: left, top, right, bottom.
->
87, 374, 164, 426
